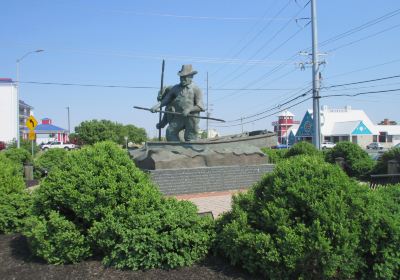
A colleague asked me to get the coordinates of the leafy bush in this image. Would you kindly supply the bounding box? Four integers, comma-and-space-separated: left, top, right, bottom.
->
285, 141, 321, 158
74, 120, 147, 146
261, 147, 287, 163
24, 211, 91, 264
357, 185, 400, 280
373, 147, 400, 174
33, 148, 68, 178
215, 156, 369, 279
325, 141, 375, 179
7, 139, 40, 156
25, 141, 213, 267
3, 147, 32, 166
0, 154, 32, 233
90, 198, 214, 270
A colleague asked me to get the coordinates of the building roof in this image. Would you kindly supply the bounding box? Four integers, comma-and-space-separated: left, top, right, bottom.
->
278, 110, 294, 117
282, 124, 299, 137
331, 121, 360, 135
320, 105, 379, 135
19, 100, 33, 109
376, 125, 400, 135
23, 124, 67, 133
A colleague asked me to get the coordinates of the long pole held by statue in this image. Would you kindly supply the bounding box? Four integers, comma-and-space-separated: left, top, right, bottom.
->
158, 60, 165, 141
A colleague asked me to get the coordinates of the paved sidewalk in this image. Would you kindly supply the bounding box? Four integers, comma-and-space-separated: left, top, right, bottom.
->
175, 189, 247, 218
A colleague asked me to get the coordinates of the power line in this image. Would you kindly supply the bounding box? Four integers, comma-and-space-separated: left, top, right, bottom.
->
222, 89, 311, 123
327, 22, 400, 53
214, 3, 308, 88
322, 74, 400, 89
209, 0, 286, 77
20, 80, 304, 92
322, 88, 400, 98
211, 97, 312, 128
20, 81, 158, 89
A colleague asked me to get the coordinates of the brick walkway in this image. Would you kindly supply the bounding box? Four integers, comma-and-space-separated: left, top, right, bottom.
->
175, 189, 247, 218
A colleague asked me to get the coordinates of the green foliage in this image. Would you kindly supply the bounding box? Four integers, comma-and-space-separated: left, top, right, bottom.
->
25, 141, 213, 268
325, 141, 375, 179
3, 147, 32, 166
8, 139, 40, 156
24, 211, 91, 264
357, 185, 400, 280
215, 156, 368, 279
74, 119, 147, 146
261, 147, 287, 163
0, 154, 32, 233
373, 147, 400, 174
285, 141, 321, 158
216, 156, 400, 279
33, 148, 68, 178
90, 198, 215, 270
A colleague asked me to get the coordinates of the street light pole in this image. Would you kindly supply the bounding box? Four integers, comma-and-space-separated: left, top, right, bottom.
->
16, 49, 44, 148
66, 106, 71, 133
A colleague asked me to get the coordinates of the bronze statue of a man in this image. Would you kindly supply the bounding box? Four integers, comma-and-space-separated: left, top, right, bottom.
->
151, 65, 205, 141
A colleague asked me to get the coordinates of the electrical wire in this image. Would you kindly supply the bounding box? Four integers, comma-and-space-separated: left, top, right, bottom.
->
211, 97, 312, 127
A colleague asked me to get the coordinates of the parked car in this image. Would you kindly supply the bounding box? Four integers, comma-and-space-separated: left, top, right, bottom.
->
41, 141, 76, 151
321, 141, 336, 149
366, 142, 383, 150
272, 144, 292, 149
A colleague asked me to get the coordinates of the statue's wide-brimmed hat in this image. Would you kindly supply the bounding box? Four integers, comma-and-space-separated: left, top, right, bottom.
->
177, 64, 198, 77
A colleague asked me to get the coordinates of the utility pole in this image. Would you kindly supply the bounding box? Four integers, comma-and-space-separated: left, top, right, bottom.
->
206, 72, 209, 138
311, 0, 321, 150
66, 106, 70, 133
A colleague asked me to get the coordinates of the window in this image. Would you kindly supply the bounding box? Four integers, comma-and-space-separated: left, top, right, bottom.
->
387, 135, 393, 143
373, 135, 378, 142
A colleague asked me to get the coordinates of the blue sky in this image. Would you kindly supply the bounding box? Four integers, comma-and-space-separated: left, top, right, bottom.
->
1, 0, 400, 137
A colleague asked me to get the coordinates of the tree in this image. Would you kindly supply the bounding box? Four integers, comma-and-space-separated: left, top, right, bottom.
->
74, 120, 147, 146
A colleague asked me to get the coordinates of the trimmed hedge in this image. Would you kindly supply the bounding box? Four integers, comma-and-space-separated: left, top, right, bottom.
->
373, 147, 400, 174
33, 148, 68, 178
325, 141, 375, 179
285, 141, 321, 158
261, 148, 287, 163
25, 141, 214, 268
0, 153, 32, 233
215, 155, 400, 279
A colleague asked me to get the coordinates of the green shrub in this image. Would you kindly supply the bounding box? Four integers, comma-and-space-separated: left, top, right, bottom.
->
90, 198, 215, 270
285, 141, 321, 158
325, 141, 375, 179
3, 147, 32, 166
261, 147, 287, 163
25, 141, 214, 267
215, 156, 369, 279
34, 148, 68, 178
0, 154, 32, 233
24, 211, 91, 264
373, 147, 400, 174
356, 185, 400, 280
7, 139, 40, 156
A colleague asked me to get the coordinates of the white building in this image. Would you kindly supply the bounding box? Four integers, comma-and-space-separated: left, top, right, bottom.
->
296, 105, 379, 148
0, 78, 34, 144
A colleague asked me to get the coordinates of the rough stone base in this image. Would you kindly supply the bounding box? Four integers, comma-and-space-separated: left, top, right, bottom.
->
149, 164, 274, 195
